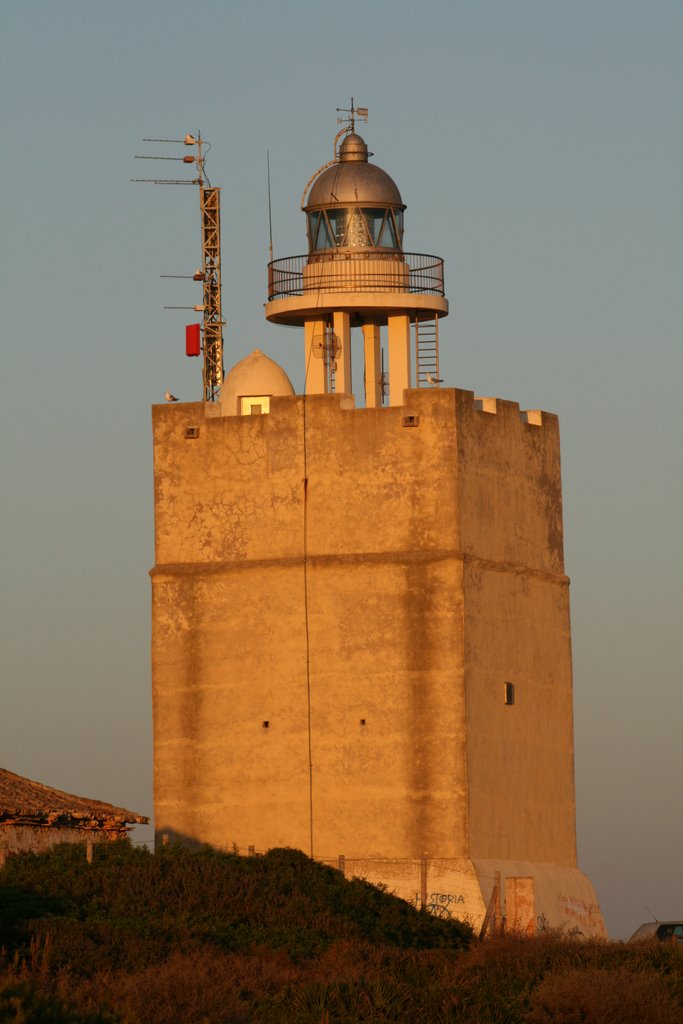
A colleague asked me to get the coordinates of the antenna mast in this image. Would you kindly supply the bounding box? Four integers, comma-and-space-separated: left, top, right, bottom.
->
195, 136, 224, 402
132, 133, 225, 403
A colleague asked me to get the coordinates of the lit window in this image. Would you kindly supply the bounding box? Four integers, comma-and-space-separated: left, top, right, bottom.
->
308, 208, 404, 253
345, 210, 369, 247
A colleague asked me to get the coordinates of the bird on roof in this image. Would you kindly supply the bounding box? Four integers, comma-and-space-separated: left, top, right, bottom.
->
426, 372, 443, 387
164, 392, 179, 402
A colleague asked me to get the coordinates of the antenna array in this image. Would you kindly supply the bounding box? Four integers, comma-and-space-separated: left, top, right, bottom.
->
132, 134, 225, 403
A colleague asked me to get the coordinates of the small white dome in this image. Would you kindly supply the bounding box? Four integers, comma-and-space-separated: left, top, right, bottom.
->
222, 349, 295, 416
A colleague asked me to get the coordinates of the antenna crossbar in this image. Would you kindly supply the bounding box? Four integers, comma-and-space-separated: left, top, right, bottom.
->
130, 178, 197, 184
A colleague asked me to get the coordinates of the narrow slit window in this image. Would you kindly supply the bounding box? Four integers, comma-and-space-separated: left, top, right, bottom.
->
504, 682, 515, 705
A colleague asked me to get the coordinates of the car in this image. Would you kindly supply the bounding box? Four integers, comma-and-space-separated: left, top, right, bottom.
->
629, 921, 683, 944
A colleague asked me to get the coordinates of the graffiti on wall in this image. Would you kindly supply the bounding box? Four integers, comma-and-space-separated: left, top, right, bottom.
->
536, 896, 605, 938
412, 891, 466, 918
558, 894, 603, 934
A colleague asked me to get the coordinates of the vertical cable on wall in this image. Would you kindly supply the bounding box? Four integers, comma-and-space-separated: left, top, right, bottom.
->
302, 347, 314, 857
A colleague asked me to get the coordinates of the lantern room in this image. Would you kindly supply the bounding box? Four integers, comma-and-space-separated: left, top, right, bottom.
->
305, 132, 405, 256
265, 116, 448, 407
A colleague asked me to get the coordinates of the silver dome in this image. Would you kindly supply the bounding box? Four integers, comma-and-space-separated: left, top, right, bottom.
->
306, 132, 404, 210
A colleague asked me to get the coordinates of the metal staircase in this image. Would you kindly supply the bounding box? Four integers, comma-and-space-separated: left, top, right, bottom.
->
414, 315, 440, 387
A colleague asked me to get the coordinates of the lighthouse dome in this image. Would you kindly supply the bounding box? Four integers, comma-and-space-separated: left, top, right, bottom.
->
306, 132, 403, 210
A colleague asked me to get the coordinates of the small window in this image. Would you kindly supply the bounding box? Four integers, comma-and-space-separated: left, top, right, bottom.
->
262, 720, 270, 729
504, 682, 515, 705
240, 396, 270, 416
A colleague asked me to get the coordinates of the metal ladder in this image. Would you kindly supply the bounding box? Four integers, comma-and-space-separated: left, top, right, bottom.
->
414, 315, 440, 387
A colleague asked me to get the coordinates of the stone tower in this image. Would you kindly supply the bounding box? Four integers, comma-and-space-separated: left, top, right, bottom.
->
151, 119, 605, 937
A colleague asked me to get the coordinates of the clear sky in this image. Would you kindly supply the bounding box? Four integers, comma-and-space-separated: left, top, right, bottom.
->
1, 1, 680, 940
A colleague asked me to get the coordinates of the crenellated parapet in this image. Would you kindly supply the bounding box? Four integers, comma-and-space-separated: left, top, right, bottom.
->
152, 385, 564, 577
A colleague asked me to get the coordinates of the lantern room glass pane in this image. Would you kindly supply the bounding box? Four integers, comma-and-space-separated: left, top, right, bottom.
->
307, 213, 319, 247
378, 214, 398, 248
345, 210, 369, 247
309, 207, 404, 251
314, 214, 335, 250
363, 208, 386, 244
325, 209, 347, 247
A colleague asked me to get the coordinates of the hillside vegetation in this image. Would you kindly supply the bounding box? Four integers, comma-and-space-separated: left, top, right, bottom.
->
0, 842, 680, 1023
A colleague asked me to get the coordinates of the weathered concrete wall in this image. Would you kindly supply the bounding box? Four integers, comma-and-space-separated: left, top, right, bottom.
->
151, 385, 600, 931
306, 554, 466, 860
153, 392, 468, 860
152, 567, 312, 852
456, 393, 564, 573
453, 394, 576, 864
329, 857, 605, 938
153, 399, 304, 566
464, 563, 576, 863
472, 859, 607, 938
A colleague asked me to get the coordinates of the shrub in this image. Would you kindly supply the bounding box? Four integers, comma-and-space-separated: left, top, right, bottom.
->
526, 965, 682, 1024
2, 843, 681, 1024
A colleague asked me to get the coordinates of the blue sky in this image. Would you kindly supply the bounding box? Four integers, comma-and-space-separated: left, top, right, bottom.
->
1, 1, 681, 939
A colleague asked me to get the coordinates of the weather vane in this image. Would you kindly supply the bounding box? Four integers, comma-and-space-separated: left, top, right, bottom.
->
300, 100, 370, 209
336, 97, 369, 134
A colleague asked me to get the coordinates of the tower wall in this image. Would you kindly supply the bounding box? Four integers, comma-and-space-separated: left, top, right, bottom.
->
151, 387, 603, 935
453, 392, 577, 865
152, 392, 469, 859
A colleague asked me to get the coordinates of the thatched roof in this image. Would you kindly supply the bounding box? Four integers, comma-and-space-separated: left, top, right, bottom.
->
0, 768, 148, 830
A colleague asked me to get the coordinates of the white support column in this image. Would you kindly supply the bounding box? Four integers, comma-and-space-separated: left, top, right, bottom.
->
362, 322, 382, 408
387, 314, 411, 407
333, 311, 352, 395
304, 319, 328, 395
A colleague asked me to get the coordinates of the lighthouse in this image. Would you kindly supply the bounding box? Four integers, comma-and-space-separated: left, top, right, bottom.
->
150, 112, 605, 938
265, 112, 446, 406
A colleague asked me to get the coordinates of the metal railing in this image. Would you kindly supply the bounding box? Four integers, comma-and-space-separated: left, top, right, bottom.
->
267, 252, 445, 301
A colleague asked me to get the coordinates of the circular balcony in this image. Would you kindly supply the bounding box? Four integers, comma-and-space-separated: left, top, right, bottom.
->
265, 252, 448, 327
